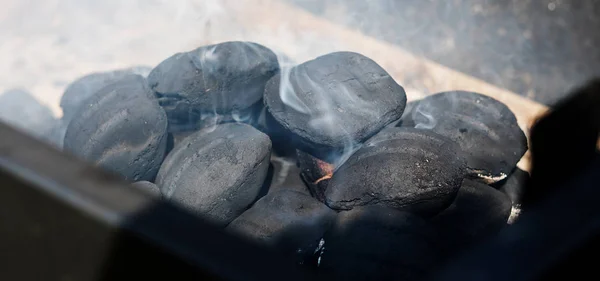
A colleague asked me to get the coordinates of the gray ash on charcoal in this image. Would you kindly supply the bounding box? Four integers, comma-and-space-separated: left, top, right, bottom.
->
60, 66, 152, 122
326, 127, 467, 216
131, 181, 161, 198
431, 179, 512, 256
402, 91, 527, 184
0, 89, 56, 139
263, 51, 407, 162
320, 205, 441, 281
156, 123, 271, 226
64, 75, 168, 182
226, 189, 336, 266
147, 41, 279, 132
296, 150, 335, 202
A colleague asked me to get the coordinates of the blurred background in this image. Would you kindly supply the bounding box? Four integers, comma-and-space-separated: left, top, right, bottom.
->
1, 0, 598, 119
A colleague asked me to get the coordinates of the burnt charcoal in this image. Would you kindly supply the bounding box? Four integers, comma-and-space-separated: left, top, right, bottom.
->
0, 89, 56, 138
60, 66, 152, 121
226, 189, 336, 265
431, 179, 512, 255
403, 91, 527, 183
494, 168, 530, 223
320, 205, 441, 281
147, 41, 279, 131
269, 156, 310, 196
64, 75, 168, 182
264, 51, 407, 161
131, 181, 161, 198
326, 127, 467, 216
156, 123, 271, 226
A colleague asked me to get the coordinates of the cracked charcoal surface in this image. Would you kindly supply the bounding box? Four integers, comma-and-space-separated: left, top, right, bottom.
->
264, 51, 407, 161
156, 123, 272, 227
431, 179, 512, 255
131, 181, 161, 198
326, 127, 466, 216
403, 91, 527, 182
321, 205, 441, 281
0, 89, 56, 138
226, 189, 335, 265
147, 41, 279, 132
60, 66, 152, 121
64, 74, 168, 182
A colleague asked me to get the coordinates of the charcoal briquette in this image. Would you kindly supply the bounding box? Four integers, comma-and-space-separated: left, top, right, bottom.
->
147, 41, 279, 131
402, 91, 527, 183
326, 127, 467, 216
320, 205, 441, 281
64, 74, 168, 182
60, 66, 152, 121
226, 189, 336, 265
431, 179, 512, 254
156, 123, 272, 227
264, 51, 407, 161
0, 89, 56, 138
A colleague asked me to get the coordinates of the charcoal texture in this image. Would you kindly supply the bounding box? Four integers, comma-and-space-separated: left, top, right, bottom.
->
403, 91, 527, 183
320, 205, 441, 281
264, 51, 407, 161
156, 123, 272, 226
147, 41, 279, 131
64, 75, 168, 182
431, 179, 512, 253
226, 189, 335, 264
0, 89, 56, 138
131, 181, 161, 198
326, 127, 466, 216
60, 66, 152, 121
496, 168, 529, 206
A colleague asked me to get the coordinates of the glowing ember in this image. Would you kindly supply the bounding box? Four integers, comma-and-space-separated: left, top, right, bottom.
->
314, 174, 333, 184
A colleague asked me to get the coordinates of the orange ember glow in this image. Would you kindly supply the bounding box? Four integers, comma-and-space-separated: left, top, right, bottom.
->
313, 159, 334, 184
314, 174, 333, 184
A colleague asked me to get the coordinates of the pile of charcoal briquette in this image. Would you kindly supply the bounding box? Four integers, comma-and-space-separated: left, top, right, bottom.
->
28, 41, 530, 280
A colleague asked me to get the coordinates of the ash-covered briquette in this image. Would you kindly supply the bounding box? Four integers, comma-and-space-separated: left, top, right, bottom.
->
320, 205, 441, 281
64, 74, 168, 182
0, 89, 56, 138
60, 66, 152, 121
326, 127, 467, 216
402, 91, 528, 183
156, 123, 272, 227
131, 181, 161, 198
431, 179, 512, 255
226, 189, 336, 265
264, 51, 407, 161
147, 41, 279, 132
